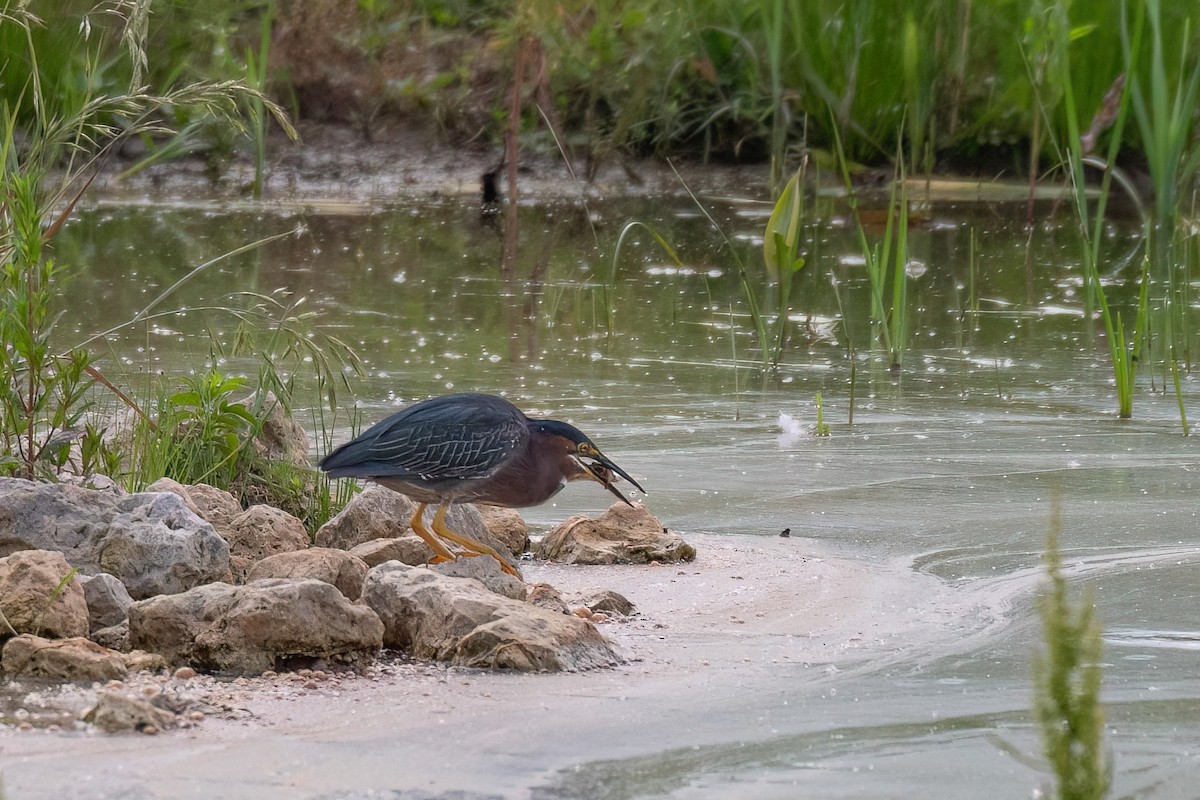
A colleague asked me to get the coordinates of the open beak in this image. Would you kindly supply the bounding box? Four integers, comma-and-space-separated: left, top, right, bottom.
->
579, 451, 646, 506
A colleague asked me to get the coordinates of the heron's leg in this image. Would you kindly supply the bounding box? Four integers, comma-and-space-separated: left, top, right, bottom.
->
408, 502, 457, 564
430, 503, 522, 578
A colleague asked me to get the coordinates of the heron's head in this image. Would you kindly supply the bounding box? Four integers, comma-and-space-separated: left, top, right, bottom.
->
529, 419, 646, 505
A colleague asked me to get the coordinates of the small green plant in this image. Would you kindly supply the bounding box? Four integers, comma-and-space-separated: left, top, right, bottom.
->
814, 392, 830, 436
33, 566, 80, 637
134, 370, 261, 490
832, 123, 911, 371
762, 162, 809, 366
1034, 499, 1111, 800
0, 169, 96, 479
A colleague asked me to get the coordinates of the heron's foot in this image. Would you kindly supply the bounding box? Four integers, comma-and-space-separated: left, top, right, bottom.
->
430, 504, 522, 579
409, 503, 460, 564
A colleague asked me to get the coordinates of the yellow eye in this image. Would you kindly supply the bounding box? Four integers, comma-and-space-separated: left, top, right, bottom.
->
579, 443, 598, 456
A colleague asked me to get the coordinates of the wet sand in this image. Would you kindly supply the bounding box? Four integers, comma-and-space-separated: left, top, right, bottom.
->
0, 533, 972, 800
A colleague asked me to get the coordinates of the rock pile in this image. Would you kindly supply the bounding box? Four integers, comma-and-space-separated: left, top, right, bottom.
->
0, 465, 688, 733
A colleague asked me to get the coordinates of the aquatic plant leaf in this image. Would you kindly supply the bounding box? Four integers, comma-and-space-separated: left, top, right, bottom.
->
763, 169, 804, 280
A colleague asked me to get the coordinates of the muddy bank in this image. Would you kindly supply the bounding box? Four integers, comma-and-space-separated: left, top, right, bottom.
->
0, 533, 976, 800
94, 121, 773, 208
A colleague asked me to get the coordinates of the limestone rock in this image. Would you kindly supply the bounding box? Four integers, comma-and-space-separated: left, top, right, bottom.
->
84, 691, 176, 733
348, 536, 436, 568
91, 621, 130, 652
185, 483, 243, 526
128, 578, 384, 676
361, 562, 621, 671
145, 479, 241, 527
144, 477, 203, 517
431, 555, 526, 600
81, 572, 133, 632
243, 391, 311, 468
0, 549, 89, 639
474, 505, 529, 555
526, 582, 570, 615
314, 483, 419, 549
223, 504, 310, 581
2, 634, 127, 681
580, 589, 637, 616
246, 547, 369, 600
0, 477, 231, 598
316, 485, 514, 571
536, 502, 695, 565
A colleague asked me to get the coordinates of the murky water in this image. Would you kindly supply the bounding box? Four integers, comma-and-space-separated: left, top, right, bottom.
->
41, 189, 1200, 796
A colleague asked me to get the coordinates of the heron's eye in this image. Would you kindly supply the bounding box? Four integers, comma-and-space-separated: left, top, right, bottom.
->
578, 443, 598, 457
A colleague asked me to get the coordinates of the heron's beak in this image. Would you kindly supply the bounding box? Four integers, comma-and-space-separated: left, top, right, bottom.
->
579, 451, 646, 506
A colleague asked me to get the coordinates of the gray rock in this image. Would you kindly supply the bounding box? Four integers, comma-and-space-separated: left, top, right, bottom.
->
536, 502, 695, 565
246, 547, 369, 600
223, 504, 310, 582
314, 483, 420, 549
84, 691, 176, 733
348, 535, 437, 568
0, 549, 89, 639
316, 485, 515, 574
526, 582, 570, 615
144, 477, 204, 517
361, 562, 621, 672
474, 505, 529, 555
243, 391, 311, 468
90, 620, 130, 652
185, 483, 243, 526
128, 578, 384, 676
431, 556, 526, 600
581, 589, 637, 616
2, 634, 127, 681
81, 572, 133, 632
0, 477, 231, 598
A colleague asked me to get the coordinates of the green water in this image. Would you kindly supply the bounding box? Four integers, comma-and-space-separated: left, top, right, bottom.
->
39, 190, 1200, 797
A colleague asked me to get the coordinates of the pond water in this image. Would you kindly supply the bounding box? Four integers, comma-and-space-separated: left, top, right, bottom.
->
47, 186, 1200, 797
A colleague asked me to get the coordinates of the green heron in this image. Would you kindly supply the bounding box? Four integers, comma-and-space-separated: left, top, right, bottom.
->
320, 392, 645, 577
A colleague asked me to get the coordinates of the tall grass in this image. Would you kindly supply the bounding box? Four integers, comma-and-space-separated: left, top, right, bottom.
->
1126, 0, 1200, 386
832, 126, 911, 371
6, 2, 1195, 175
1042, 1, 1146, 420
0, 3, 364, 528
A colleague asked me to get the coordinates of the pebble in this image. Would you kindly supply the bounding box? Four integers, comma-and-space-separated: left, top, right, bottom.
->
173, 667, 196, 680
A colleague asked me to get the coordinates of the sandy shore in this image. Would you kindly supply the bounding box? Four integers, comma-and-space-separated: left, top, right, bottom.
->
0, 533, 966, 799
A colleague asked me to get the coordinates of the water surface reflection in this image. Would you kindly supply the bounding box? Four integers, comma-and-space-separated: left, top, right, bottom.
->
51, 192, 1200, 797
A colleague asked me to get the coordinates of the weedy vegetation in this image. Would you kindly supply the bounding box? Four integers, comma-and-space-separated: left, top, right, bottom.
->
1034, 499, 1111, 800
0, 1, 361, 530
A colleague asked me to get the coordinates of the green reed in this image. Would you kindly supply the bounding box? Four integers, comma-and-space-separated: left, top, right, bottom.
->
832, 124, 911, 371
1043, 0, 1144, 419
1126, 0, 1200, 386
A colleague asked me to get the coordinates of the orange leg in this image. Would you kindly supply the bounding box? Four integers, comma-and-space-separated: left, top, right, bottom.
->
429, 503, 521, 578
408, 503, 457, 565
